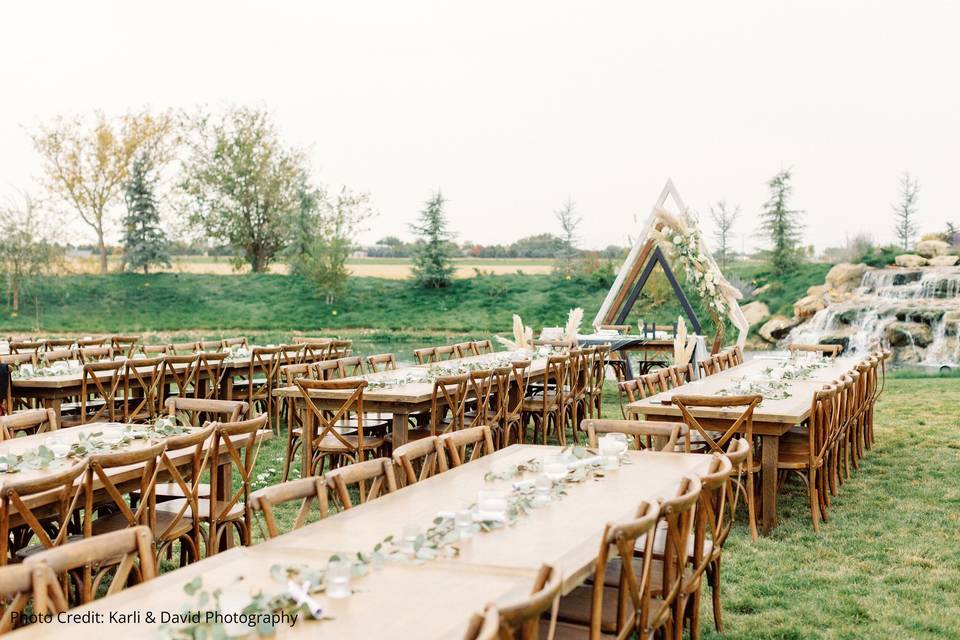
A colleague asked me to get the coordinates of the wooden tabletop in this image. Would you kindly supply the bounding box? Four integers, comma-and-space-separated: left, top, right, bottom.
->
273, 350, 550, 405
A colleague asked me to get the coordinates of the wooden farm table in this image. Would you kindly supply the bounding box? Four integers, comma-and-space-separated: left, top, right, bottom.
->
9, 445, 712, 637
577, 334, 674, 378
0, 423, 272, 530
273, 351, 551, 477
260, 444, 714, 593
627, 357, 858, 535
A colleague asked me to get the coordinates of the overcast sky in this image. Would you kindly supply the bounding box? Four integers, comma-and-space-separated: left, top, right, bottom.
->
1, 0, 958, 252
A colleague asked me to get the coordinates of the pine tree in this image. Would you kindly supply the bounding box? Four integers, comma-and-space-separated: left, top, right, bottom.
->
758, 169, 804, 274
122, 153, 170, 274
709, 200, 740, 269
410, 191, 455, 288
893, 172, 919, 251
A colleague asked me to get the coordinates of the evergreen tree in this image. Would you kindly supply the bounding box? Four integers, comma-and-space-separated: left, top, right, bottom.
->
286, 183, 326, 275
758, 169, 804, 274
709, 200, 740, 269
410, 191, 455, 288
122, 153, 170, 274
893, 172, 920, 250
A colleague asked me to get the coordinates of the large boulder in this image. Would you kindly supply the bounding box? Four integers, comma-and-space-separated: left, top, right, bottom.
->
915, 239, 950, 258
825, 262, 867, 293
759, 315, 799, 344
895, 254, 928, 268
806, 284, 830, 297
929, 255, 960, 267
884, 321, 932, 348
793, 294, 826, 319
741, 301, 770, 326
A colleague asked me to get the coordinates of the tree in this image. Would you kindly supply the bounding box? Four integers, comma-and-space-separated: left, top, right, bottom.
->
554, 196, 581, 253
410, 191, 455, 288
892, 171, 920, 251
758, 169, 804, 274
121, 152, 170, 274
709, 200, 740, 269
0, 195, 62, 312
32, 110, 176, 273
942, 221, 957, 246
285, 183, 327, 272
293, 187, 374, 303
181, 107, 307, 272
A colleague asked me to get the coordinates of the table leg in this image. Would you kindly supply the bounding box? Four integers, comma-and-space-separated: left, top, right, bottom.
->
301, 401, 314, 478
761, 433, 779, 535
42, 398, 63, 428
215, 458, 234, 551
392, 412, 409, 448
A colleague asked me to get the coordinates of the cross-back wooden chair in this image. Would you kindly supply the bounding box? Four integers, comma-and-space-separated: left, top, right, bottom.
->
0, 460, 87, 565
464, 606, 500, 640
312, 359, 340, 380
672, 394, 761, 540
366, 353, 397, 373
0, 562, 66, 633
142, 343, 174, 356
295, 379, 386, 475
336, 356, 365, 378
195, 351, 229, 400
76, 337, 108, 348
428, 374, 468, 437
7, 340, 42, 356
122, 356, 165, 423
26, 526, 156, 607
62, 360, 123, 425
1, 353, 36, 413
86, 441, 166, 538
787, 343, 842, 358
152, 424, 216, 566
325, 457, 398, 510
523, 355, 569, 446
392, 436, 447, 487
697, 356, 720, 378
730, 345, 745, 366
110, 335, 140, 358
567, 347, 595, 443
292, 337, 333, 363
170, 341, 199, 355
221, 336, 248, 350
473, 339, 494, 354
454, 341, 479, 358
500, 361, 531, 446
195, 340, 222, 352
0, 408, 58, 440
250, 476, 329, 538
279, 362, 319, 482
40, 349, 74, 366
162, 353, 200, 399
76, 346, 114, 364
587, 345, 609, 419
439, 425, 495, 467
665, 364, 690, 388
156, 414, 268, 555
486, 366, 512, 447
713, 349, 735, 371
464, 369, 496, 429
234, 346, 282, 424
617, 379, 642, 419
42, 338, 75, 351
551, 502, 660, 639
721, 437, 755, 549
434, 345, 457, 361
495, 564, 562, 640
637, 370, 668, 399
278, 343, 306, 368
328, 339, 353, 358
164, 396, 248, 427
413, 347, 437, 364
583, 418, 689, 453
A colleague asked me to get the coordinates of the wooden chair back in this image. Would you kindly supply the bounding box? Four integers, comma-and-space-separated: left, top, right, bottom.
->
85, 441, 166, 536
42, 338, 75, 351
245, 346, 283, 415
122, 356, 165, 423
328, 339, 353, 358
0, 408, 58, 440
487, 366, 512, 427
0, 563, 66, 632
0, 461, 87, 565
221, 337, 248, 349
278, 343, 306, 367
325, 457, 398, 510
336, 356, 365, 378
617, 379, 641, 418
295, 378, 370, 455
366, 353, 397, 373
142, 344, 174, 356
40, 349, 74, 365
206, 414, 269, 551
80, 360, 123, 423
313, 359, 340, 380
77, 346, 114, 363
196, 351, 229, 399
170, 341, 199, 355
392, 436, 447, 486
196, 340, 222, 352
464, 606, 500, 640
154, 424, 216, 560
540, 355, 569, 414
689, 455, 733, 589
497, 564, 562, 640
111, 335, 140, 357
672, 394, 762, 454
292, 337, 333, 362
434, 345, 457, 360
440, 425, 495, 467
251, 476, 329, 538
787, 343, 842, 358
7, 341, 42, 356
162, 354, 200, 398
1, 353, 36, 367
465, 369, 496, 428
165, 396, 248, 426
472, 339, 494, 354
454, 342, 478, 358
583, 418, 689, 452
26, 526, 156, 606
430, 374, 468, 436
637, 370, 667, 398
414, 347, 437, 364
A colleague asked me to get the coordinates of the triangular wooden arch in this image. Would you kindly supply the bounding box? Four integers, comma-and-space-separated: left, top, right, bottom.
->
594, 179, 748, 350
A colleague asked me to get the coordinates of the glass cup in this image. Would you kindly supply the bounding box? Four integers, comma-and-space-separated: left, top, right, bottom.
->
543, 455, 569, 481
477, 490, 508, 514
455, 509, 474, 539
325, 559, 352, 599
534, 474, 553, 506
46, 436, 70, 459
599, 437, 621, 470
400, 523, 421, 554
102, 426, 124, 446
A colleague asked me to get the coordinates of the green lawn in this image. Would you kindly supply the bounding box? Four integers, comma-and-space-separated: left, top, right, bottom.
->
240, 377, 960, 639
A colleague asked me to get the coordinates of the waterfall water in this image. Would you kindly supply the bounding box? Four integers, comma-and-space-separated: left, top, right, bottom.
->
784, 266, 960, 365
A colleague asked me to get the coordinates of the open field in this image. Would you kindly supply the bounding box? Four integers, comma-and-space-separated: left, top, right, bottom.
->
243, 374, 960, 640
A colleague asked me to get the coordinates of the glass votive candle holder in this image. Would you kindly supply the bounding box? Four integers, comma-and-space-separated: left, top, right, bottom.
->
325, 559, 352, 599
46, 436, 70, 459
599, 437, 621, 470
477, 490, 508, 514
455, 509, 474, 539
534, 475, 553, 506
400, 523, 421, 554
543, 455, 568, 481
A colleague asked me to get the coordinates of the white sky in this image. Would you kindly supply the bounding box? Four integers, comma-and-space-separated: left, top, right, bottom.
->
1, 0, 958, 252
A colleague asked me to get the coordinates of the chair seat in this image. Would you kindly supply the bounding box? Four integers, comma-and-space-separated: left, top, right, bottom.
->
155, 497, 244, 521
313, 434, 386, 453
60, 399, 108, 413
92, 509, 192, 540
522, 393, 564, 410
554, 580, 671, 634
15, 535, 85, 560
156, 482, 211, 499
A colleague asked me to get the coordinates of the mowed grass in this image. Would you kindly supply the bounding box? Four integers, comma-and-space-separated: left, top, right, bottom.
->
241, 377, 960, 639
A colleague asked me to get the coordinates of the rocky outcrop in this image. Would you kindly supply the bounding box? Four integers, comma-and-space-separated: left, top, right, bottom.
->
759, 315, 799, 344
884, 321, 932, 348
825, 262, 867, 293
895, 254, 929, 268
915, 239, 950, 258
741, 301, 770, 326
793, 294, 827, 319
929, 255, 960, 267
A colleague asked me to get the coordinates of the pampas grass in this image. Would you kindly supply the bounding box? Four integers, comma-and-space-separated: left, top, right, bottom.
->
673, 316, 696, 365
496, 314, 533, 350
564, 308, 584, 343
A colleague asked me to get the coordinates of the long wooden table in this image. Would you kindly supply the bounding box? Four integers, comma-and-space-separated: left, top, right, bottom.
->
273, 351, 551, 477
627, 356, 859, 535
8, 445, 713, 637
